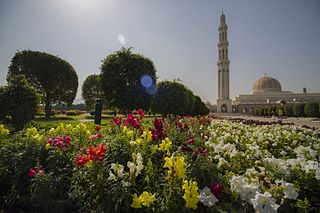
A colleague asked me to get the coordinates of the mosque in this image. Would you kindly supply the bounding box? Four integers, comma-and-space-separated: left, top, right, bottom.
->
208, 12, 320, 114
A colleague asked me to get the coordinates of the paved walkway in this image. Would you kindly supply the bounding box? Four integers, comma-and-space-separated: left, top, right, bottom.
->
215, 113, 320, 129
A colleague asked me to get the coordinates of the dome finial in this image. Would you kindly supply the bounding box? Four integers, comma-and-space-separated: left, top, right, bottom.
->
264, 72, 267, 77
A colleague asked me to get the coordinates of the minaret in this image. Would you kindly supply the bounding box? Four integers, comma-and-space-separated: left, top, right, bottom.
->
217, 11, 232, 113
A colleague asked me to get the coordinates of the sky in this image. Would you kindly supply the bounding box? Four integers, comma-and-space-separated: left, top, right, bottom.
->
1, 0, 320, 104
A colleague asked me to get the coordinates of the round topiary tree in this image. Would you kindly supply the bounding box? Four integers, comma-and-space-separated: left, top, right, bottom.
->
151, 81, 191, 116
82, 74, 105, 108
0, 75, 39, 130
304, 102, 319, 117
8, 50, 78, 118
100, 48, 157, 112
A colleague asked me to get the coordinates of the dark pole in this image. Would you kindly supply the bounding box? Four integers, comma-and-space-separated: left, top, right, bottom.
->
94, 99, 102, 124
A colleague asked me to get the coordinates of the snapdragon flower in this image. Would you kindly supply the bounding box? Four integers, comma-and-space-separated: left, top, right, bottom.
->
198, 187, 218, 207
182, 180, 199, 209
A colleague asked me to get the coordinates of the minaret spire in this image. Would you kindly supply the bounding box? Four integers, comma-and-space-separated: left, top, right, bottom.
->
217, 12, 232, 113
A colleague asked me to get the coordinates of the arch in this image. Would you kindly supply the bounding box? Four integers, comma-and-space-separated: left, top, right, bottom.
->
221, 104, 228, 113
242, 107, 248, 114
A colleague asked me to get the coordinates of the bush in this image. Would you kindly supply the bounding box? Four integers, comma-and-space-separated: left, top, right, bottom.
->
66, 110, 80, 116
293, 103, 305, 117
284, 104, 294, 117
304, 102, 319, 117
0, 75, 39, 130
90, 110, 95, 116
276, 105, 284, 117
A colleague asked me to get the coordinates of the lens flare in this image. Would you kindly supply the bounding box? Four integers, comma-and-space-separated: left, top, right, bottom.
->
145, 84, 157, 95
118, 34, 126, 45
140, 75, 153, 88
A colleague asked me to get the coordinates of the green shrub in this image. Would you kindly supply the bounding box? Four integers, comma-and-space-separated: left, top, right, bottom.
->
0, 75, 39, 130
293, 103, 305, 117
304, 102, 319, 117
276, 105, 284, 116
284, 104, 294, 117
66, 110, 79, 116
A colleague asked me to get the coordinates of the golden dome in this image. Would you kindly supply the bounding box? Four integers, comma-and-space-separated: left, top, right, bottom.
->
252, 76, 282, 92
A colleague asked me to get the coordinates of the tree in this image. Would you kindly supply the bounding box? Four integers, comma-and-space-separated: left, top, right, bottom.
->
8, 50, 78, 118
304, 102, 319, 117
151, 81, 192, 116
100, 48, 157, 112
82, 74, 105, 108
0, 75, 38, 130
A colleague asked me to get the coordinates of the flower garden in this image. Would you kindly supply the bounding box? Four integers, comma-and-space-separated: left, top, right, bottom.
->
0, 110, 319, 212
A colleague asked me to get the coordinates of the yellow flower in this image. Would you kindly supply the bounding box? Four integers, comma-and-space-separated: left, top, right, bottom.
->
45, 143, 51, 149
141, 130, 152, 142
131, 192, 156, 209
139, 191, 156, 207
123, 126, 133, 139
85, 160, 93, 168
131, 193, 142, 208
163, 155, 186, 180
48, 127, 56, 135
164, 156, 173, 169
182, 180, 199, 209
25, 127, 42, 142
159, 137, 172, 153
174, 156, 186, 180
0, 124, 9, 137
130, 138, 143, 145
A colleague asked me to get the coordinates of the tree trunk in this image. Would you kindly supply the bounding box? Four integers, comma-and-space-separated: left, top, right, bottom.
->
45, 97, 51, 119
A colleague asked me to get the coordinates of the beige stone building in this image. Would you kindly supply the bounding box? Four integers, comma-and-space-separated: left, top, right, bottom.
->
211, 12, 320, 114
232, 76, 320, 113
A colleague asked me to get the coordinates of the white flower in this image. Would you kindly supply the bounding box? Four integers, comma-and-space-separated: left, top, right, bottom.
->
275, 180, 299, 200
250, 191, 280, 213
198, 187, 218, 207
127, 161, 136, 175
121, 180, 130, 187
108, 170, 116, 181
217, 157, 227, 167
127, 153, 144, 177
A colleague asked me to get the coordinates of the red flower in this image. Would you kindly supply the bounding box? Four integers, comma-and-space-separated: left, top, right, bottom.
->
95, 125, 101, 131
47, 136, 71, 148
28, 166, 45, 177
76, 155, 91, 166
210, 182, 222, 198
137, 108, 145, 117
28, 168, 37, 177
112, 117, 122, 125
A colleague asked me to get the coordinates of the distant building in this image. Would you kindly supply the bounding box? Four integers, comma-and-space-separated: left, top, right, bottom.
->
233, 75, 320, 113
211, 12, 320, 114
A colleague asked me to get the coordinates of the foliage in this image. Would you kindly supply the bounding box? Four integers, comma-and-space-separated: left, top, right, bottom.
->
284, 104, 294, 117
66, 110, 80, 116
100, 48, 157, 112
82, 74, 107, 108
8, 50, 78, 118
0, 75, 39, 130
304, 102, 319, 117
1, 113, 320, 212
151, 81, 208, 116
293, 103, 305, 117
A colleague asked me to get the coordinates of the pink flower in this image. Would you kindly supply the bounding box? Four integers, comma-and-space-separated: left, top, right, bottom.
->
137, 108, 145, 117
28, 168, 37, 177
112, 118, 122, 125
95, 125, 101, 131
210, 182, 222, 198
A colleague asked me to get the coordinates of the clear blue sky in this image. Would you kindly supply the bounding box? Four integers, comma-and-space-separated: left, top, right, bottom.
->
1, 0, 319, 104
